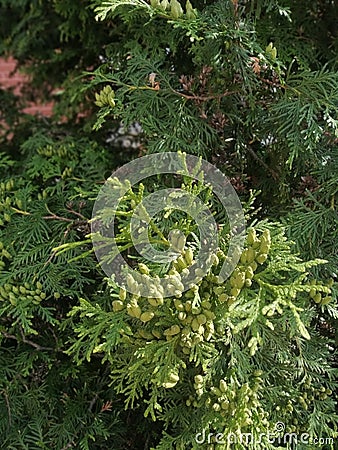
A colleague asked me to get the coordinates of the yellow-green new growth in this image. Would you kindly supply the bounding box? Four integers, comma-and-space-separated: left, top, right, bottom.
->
95, 85, 115, 107
185, 0, 197, 19
170, 0, 183, 18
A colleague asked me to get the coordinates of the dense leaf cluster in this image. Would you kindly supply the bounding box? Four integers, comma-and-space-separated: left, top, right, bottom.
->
0, 0, 337, 449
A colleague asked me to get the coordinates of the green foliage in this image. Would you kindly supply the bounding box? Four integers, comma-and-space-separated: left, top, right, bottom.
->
84, 0, 338, 208
67, 175, 337, 449
0, 0, 337, 448
0, 124, 128, 449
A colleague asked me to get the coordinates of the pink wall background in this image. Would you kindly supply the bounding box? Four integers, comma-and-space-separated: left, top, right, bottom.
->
0, 57, 53, 116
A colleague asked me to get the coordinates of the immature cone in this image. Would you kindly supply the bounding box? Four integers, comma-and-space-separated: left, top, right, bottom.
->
138, 262, 150, 275
162, 371, 179, 388
170, 0, 184, 18
247, 228, 256, 245
140, 311, 155, 322
170, 229, 186, 252
194, 375, 203, 385
112, 300, 124, 312
164, 324, 181, 336
185, 0, 197, 19
184, 248, 194, 265
160, 0, 169, 11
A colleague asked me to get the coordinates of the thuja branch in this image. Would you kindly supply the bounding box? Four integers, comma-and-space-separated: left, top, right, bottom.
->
10, 205, 89, 225
171, 88, 238, 102
124, 83, 238, 102
1, 330, 55, 352
43, 214, 73, 223
89, 72, 238, 104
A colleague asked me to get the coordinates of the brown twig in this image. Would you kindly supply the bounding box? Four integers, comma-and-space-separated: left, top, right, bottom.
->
1, 389, 12, 428
44, 204, 86, 223
66, 205, 87, 220
88, 393, 99, 412
246, 145, 279, 180
1, 330, 54, 352
172, 89, 237, 102
42, 214, 73, 222
11, 206, 85, 224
